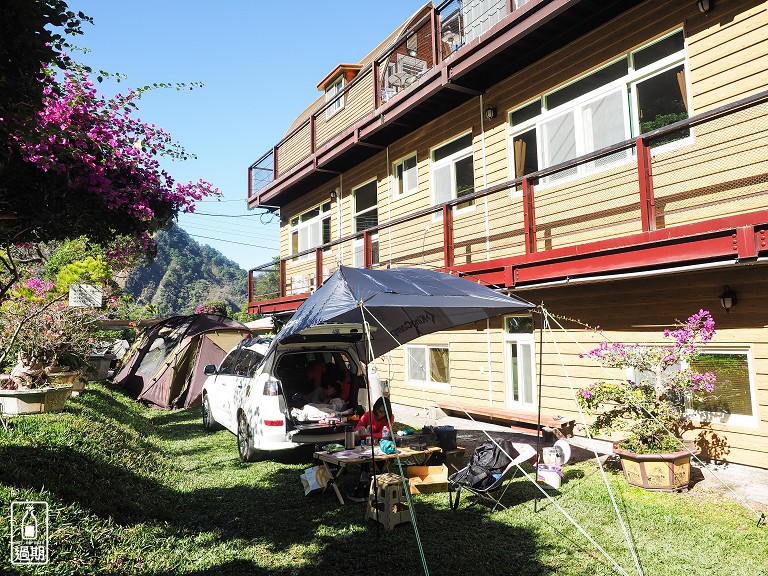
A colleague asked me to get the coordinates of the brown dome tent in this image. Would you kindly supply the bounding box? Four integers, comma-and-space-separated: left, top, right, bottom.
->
112, 314, 252, 409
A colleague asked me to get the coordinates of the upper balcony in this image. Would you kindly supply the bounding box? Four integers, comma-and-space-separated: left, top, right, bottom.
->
247, 0, 643, 209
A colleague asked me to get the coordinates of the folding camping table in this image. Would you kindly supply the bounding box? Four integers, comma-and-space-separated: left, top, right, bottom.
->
314, 446, 441, 505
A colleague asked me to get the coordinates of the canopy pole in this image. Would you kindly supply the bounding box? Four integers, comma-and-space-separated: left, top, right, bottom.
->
359, 303, 430, 576
534, 305, 544, 512
357, 302, 382, 539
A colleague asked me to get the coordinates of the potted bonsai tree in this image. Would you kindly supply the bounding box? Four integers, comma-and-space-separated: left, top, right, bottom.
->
577, 310, 717, 491
0, 271, 99, 413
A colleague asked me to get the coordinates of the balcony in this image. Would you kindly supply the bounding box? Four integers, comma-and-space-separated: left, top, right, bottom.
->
247, 0, 644, 209
248, 91, 768, 314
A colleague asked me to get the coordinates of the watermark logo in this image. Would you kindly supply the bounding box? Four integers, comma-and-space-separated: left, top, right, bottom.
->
10, 501, 49, 565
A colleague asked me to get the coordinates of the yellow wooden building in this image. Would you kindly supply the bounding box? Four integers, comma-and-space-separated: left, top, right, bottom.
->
246, 0, 768, 468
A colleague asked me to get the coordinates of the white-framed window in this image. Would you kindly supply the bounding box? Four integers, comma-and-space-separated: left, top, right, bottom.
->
393, 153, 418, 196
290, 202, 331, 260
629, 347, 757, 428
687, 348, 758, 428
352, 180, 379, 267
504, 315, 536, 408
405, 344, 450, 389
431, 132, 474, 219
325, 76, 344, 119
509, 29, 689, 186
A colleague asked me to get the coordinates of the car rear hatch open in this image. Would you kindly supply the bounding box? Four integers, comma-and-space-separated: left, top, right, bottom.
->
272, 324, 373, 442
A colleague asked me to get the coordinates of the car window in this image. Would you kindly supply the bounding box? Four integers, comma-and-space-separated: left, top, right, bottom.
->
250, 350, 266, 371
218, 350, 241, 375
234, 349, 265, 376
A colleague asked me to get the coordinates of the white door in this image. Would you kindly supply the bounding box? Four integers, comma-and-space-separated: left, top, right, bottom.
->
504, 316, 536, 408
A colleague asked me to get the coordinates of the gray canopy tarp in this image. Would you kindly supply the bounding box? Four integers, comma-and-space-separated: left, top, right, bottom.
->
274, 266, 534, 359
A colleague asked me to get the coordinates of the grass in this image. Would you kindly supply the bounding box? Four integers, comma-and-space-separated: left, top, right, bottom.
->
1, 383, 766, 575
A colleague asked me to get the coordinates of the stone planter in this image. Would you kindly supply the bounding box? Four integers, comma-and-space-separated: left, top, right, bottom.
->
613, 442, 698, 492
0, 385, 73, 416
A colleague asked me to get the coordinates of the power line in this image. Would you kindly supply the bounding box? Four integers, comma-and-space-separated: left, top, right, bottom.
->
187, 233, 278, 249
190, 211, 276, 218
183, 222, 278, 241
196, 198, 249, 203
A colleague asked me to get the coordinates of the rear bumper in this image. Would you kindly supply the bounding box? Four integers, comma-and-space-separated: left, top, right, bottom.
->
253, 431, 344, 451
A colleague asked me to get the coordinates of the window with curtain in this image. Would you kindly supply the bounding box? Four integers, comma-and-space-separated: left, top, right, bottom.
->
290, 202, 332, 260
631, 348, 756, 426
509, 29, 688, 185
688, 351, 755, 425
352, 180, 379, 267
393, 153, 418, 196
405, 345, 450, 387
431, 133, 474, 217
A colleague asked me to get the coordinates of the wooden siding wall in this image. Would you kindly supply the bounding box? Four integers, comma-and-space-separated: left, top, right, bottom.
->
374, 315, 507, 409
688, 0, 768, 109
276, 122, 311, 177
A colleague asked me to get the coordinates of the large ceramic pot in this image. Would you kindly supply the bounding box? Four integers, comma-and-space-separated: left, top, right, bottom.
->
47, 369, 86, 394
87, 354, 115, 382
613, 441, 698, 492
0, 385, 73, 416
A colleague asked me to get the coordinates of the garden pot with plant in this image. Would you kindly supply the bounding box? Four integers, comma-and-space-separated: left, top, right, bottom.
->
0, 274, 99, 411
578, 310, 717, 492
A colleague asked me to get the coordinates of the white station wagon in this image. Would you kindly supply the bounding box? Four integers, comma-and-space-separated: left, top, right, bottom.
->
201, 326, 370, 461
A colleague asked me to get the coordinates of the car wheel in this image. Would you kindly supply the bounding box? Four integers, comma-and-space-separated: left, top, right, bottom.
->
237, 413, 256, 462
202, 395, 219, 431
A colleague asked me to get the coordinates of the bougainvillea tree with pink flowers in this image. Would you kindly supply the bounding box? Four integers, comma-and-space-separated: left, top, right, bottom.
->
4, 62, 218, 256
577, 310, 717, 453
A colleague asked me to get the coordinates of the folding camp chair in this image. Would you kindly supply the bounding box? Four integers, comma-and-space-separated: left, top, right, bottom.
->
448, 441, 537, 512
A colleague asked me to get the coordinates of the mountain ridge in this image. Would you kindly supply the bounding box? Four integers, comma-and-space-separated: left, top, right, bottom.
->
119, 224, 248, 316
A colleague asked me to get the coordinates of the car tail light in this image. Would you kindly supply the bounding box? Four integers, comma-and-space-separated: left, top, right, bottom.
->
263, 419, 284, 427
263, 379, 280, 396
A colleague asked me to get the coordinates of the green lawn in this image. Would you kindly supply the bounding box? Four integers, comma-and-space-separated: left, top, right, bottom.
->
1, 384, 766, 575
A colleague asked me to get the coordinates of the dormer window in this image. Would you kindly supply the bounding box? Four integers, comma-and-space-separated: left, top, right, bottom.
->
318, 64, 362, 121
325, 76, 344, 119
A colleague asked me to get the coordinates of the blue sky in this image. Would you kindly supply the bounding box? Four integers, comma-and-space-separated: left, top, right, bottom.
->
73, 1, 427, 271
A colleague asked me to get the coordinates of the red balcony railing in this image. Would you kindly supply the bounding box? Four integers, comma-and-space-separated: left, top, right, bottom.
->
248, 89, 768, 314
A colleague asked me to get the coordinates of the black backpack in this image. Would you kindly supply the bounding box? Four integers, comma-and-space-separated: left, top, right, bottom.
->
450, 438, 519, 490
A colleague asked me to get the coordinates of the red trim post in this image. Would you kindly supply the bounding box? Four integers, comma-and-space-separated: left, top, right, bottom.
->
373, 59, 381, 109
636, 137, 656, 232
364, 231, 373, 268
279, 259, 287, 298
248, 270, 254, 306
315, 247, 323, 289
310, 115, 316, 155
431, 7, 440, 66
272, 145, 279, 180
522, 177, 537, 253
443, 204, 454, 268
